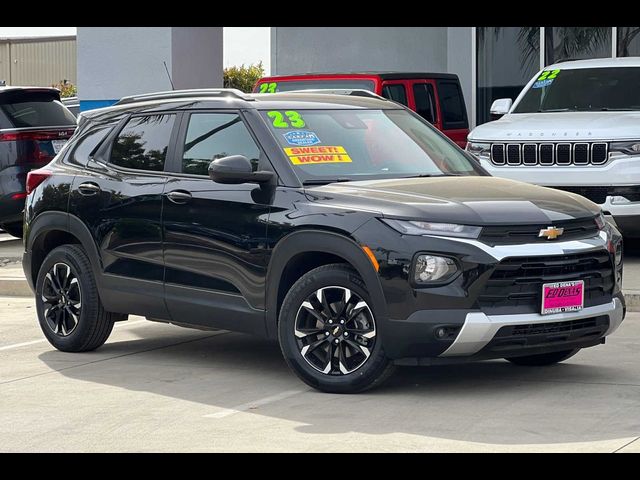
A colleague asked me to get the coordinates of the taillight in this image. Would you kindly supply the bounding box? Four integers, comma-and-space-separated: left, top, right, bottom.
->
26, 169, 52, 195
0, 130, 75, 142
0, 129, 75, 166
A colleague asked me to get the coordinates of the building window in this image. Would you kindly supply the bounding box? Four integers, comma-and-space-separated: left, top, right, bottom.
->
617, 27, 640, 56
544, 27, 611, 65
476, 27, 540, 125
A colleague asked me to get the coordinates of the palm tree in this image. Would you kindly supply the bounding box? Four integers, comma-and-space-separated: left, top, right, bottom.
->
617, 27, 640, 57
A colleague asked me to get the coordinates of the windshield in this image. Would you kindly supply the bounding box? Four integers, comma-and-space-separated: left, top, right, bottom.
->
514, 67, 640, 113
255, 79, 375, 93
261, 109, 483, 183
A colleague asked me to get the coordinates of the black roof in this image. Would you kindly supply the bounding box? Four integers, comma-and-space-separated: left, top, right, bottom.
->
266, 72, 460, 81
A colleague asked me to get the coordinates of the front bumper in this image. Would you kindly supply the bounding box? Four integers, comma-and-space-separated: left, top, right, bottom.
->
441, 297, 624, 357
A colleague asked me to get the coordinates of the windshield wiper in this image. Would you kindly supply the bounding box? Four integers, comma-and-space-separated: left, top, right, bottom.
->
599, 107, 639, 111
402, 173, 464, 178
538, 108, 574, 112
303, 177, 352, 186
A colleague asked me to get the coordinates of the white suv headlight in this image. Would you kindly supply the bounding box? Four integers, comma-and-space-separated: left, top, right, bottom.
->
381, 219, 482, 239
466, 142, 491, 160
610, 141, 640, 155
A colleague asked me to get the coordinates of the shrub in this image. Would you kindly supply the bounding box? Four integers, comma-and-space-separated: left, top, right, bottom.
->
223, 62, 265, 93
51, 80, 77, 98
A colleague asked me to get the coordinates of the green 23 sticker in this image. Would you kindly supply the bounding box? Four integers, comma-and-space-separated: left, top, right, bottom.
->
537, 69, 560, 81
259, 82, 277, 93
267, 111, 307, 129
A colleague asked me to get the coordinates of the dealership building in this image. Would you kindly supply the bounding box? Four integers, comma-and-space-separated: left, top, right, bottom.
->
77, 27, 640, 127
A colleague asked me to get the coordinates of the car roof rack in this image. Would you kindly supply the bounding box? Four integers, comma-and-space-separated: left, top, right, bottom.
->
282, 88, 388, 101
115, 88, 253, 105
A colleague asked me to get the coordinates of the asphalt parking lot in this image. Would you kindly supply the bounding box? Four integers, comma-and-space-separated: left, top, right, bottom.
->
1, 293, 639, 453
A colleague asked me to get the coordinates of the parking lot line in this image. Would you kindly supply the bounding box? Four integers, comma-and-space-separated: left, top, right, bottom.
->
0, 319, 149, 352
204, 389, 307, 419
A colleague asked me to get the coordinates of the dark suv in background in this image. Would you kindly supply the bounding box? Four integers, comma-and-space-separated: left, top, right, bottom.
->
0, 87, 76, 237
23, 89, 624, 393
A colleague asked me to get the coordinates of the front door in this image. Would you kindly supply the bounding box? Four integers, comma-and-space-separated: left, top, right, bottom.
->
162, 111, 273, 335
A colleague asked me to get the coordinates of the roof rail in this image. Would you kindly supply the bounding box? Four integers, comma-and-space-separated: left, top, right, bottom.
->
282, 88, 387, 101
115, 88, 253, 106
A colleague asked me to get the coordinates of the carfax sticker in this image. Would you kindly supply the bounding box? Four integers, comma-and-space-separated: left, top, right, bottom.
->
283, 130, 321, 146
283, 146, 352, 165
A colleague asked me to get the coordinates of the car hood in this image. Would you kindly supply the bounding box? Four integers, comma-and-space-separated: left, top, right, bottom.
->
469, 111, 640, 142
307, 176, 600, 225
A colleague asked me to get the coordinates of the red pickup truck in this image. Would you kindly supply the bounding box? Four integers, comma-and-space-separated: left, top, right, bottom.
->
254, 72, 469, 147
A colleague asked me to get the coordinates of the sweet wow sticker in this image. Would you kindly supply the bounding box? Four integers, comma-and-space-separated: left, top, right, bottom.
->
283, 130, 321, 146
283, 146, 352, 165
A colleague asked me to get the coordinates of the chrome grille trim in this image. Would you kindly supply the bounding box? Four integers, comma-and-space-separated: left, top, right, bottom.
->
490, 142, 608, 166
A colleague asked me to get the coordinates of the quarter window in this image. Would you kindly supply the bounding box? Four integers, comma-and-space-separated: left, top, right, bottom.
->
437, 81, 468, 130
181, 113, 261, 176
110, 114, 175, 171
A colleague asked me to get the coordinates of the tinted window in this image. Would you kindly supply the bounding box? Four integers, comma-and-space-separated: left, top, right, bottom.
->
110, 114, 175, 171
182, 113, 260, 176
381, 84, 408, 106
0, 91, 76, 129
413, 83, 437, 124
68, 125, 114, 166
437, 81, 468, 129
254, 79, 375, 93
514, 67, 640, 113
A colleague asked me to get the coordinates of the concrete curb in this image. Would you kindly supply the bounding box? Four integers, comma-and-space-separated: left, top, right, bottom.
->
1, 274, 639, 313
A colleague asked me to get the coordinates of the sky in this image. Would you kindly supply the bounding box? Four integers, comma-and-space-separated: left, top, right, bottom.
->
0, 27, 271, 74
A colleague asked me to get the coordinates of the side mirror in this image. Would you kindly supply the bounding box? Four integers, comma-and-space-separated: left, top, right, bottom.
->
490, 98, 513, 117
208, 155, 275, 185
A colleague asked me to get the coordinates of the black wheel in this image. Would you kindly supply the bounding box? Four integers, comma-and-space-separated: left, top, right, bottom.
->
278, 263, 394, 394
35, 244, 118, 352
505, 349, 580, 366
1, 222, 23, 238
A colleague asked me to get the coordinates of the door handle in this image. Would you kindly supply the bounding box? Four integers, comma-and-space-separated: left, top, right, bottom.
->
77, 182, 101, 196
166, 190, 192, 204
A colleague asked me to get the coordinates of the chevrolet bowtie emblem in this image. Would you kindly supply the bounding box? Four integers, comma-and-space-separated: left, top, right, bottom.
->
539, 226, 564, 240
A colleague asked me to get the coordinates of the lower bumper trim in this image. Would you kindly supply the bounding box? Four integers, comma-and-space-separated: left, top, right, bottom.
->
439, 298, 624, 357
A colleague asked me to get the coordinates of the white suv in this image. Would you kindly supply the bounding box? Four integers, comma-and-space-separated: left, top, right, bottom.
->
467, 57, 640, 238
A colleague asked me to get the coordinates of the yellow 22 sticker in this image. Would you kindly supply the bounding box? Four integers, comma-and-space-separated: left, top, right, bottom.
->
284, 146, 352, 165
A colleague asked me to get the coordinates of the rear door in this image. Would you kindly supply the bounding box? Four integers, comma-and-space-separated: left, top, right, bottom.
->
434, 79, 469, 148
408, 80, 441, 129
69, 112, 180, 319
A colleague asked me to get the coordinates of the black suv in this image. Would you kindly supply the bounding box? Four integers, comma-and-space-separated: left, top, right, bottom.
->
0, 87, 76, 237
23, 89, 625, 393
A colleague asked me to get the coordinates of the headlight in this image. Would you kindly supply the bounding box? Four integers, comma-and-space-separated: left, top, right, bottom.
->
595, 212, 606, 230
466, 142, 491, 160
381, 218, 482, 239
414, 254, 458, 283
610, 141, 640, 155
615, 243, 623, 266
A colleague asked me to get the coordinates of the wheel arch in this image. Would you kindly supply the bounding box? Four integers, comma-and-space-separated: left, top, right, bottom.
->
265, 229, 387, 339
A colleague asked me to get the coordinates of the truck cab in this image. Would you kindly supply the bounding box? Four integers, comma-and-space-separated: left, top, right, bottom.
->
254, 72, 469, 147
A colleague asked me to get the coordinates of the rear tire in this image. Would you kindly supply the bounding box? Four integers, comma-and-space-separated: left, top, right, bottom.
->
278, 263, 395, 394
35, 244, 118, 352
505, 349, 579, 366
1, 222, 23, 238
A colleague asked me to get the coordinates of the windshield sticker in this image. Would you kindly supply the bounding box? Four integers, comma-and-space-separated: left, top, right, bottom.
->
259, 82, 277, 93
284, 146, 352, 165
268, 111, 307, 129
532, 69, 560, 89
283, 130, 321, 146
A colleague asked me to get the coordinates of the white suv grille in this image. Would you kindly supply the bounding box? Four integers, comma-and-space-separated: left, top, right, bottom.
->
490, 142, 608, 166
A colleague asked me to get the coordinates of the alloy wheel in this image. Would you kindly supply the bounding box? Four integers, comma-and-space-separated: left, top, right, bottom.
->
41, 262, 82, 336
294, 286, 376, 375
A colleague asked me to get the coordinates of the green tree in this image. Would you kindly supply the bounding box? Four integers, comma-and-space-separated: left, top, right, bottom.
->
223, 62, 265, 93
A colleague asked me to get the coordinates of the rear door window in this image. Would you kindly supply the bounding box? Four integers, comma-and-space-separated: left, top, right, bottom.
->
436, 81, 468, 130
0, 91, 76, 129
381, 84, 408, 106
110, 114, 176, 172
412, 83, 437, 124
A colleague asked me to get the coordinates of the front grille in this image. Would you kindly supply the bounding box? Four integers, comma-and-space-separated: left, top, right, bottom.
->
478, 251, 614, 314
551, 185, 640, 205
484, 316, 609, 352
480, 218, 600, 246
490, 142, 608, 166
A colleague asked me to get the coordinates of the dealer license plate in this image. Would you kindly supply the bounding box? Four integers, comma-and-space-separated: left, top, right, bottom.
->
541, 280, 584, 315
52, 139, 67, 154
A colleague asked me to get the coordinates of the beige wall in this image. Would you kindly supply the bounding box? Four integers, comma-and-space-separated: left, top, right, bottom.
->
0, 36, 76, 87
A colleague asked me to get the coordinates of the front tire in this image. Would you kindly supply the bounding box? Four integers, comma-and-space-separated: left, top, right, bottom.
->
278, 263, 394, 394
505, 348, 580, 366
35, 244, 119, 352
